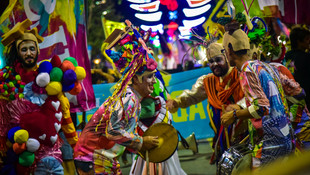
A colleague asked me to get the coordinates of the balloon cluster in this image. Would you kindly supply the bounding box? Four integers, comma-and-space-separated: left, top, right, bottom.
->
0, 66, 26, 100
35, 55, 86, 96
7, 126, 40, 167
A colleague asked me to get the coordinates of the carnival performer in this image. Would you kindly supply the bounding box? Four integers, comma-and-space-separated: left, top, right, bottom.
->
0, 19, 78, 174
270, 62, 310, 149
221, 25, 293, 167
167, 42, 247, 164
283, 26, 310, 109
129, 70, 187, 175
74, 21, 159, 175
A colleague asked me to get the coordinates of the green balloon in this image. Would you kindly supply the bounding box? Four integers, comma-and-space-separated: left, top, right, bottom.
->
64, 57, 78, 67
50, 67, 63, 82
19, 151, 35, 166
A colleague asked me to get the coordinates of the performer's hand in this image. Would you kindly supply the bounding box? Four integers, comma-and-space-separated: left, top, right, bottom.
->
166, 99, 178, 113
141, 136, 159, 151
221, 111, 235, 127
225, 104, 241, 112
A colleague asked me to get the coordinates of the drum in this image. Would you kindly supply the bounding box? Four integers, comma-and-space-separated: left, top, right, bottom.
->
139, 123, 178, 163
217, 144, 252, 175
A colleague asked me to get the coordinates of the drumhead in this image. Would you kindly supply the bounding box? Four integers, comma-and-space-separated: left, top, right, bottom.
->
139, 123, 178, 163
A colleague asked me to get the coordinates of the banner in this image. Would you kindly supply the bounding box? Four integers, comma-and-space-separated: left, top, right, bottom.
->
102, 18, 127, 39
0, 0, 95, 112
77, 67, 214, 140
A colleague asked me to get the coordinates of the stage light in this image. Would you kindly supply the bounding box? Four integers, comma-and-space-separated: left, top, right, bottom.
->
140, 24, 164, 33
182, 16, 206, 28
93, 59, 101, 65
129, 1, 160, 12
127, 0, 151, 3
186, 0, 211, 7
183, 4, 211, 17
135, 11, 162, 22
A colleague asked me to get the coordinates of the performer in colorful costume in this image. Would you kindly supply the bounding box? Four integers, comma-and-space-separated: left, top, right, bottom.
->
221, 26, 293, 167
270, 63, 310, 149
74, 21, 159, 175
167, 42, 247, 164
0, 19, 80, 174
129, 68, 186, 174
283, 27, 310, 108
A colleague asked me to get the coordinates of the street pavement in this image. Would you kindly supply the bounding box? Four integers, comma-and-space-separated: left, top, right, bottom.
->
120, 140, 217, 175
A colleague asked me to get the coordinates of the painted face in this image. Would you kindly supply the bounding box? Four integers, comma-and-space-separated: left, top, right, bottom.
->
18, 40, 38, 68
136, 72, 157, 97
208, 55, 229, 77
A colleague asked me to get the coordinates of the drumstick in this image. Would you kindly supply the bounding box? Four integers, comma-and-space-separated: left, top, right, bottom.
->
146, 150, 150, 175
239, 134, 249, 144
224, 128, 230, 148
222, 105, 230, 148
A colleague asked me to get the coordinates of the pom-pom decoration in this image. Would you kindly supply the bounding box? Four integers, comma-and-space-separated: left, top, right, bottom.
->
13, 142, 27, 154
61, 60, 75, 72
26, 138, 40, 152
14, 129, 29, 144
36, 72, 50, 87
38, 61, 53, 74
64, 57, 78, 67
50, 67, 63, 82
29, 55, 86, 96
19, 151, 35, 166
0, 66, 26, 101
62, 69, 77, 86
8, 126, 22, 143
45, 81, 62, 95
69, 82, 82, 95
62, 83, 75, 92
75, 66, 86, 80
50, 55, 62, 68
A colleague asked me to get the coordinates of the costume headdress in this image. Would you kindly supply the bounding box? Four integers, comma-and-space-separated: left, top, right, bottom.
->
206, 43, 226, 59
218, 12, 267, 53
96, 20, 157, 130
1, 19, 44, 53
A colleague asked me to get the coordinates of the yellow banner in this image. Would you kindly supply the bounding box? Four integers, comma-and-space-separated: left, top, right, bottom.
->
102, 18, 127, 38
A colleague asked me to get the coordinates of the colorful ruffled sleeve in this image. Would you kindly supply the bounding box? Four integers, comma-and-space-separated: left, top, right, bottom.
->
275, 63, 306, 123
57, 93, 78, 148
106, 91, 143, 153
239, 71, 270, 119
174, 75, 208, 109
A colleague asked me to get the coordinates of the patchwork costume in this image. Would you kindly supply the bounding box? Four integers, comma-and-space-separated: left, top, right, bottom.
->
74, 21, 158, 174
223, 28, 293, 166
